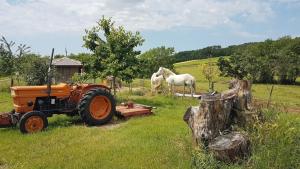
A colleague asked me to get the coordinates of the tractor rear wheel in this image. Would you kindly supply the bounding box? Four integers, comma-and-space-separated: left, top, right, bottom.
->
79, 88, 115, 126
19, 111, 48, 134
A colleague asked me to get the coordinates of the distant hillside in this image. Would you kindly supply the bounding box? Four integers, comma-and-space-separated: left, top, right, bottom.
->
172, 42, 259, 63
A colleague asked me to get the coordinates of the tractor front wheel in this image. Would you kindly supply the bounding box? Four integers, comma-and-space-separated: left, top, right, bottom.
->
79, 88, 116, 126
19, 111, 48, 134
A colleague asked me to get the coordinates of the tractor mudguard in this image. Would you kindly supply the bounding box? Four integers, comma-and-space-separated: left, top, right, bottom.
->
81, 84, 111, 95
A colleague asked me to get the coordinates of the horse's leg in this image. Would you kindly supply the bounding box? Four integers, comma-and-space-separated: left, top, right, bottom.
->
183, 84, 185, 98
155, 83, 160, 95
172, 84, 175, 96
191, 81, 194, 98
168, 83, 172, 96
151, 84, 154, 95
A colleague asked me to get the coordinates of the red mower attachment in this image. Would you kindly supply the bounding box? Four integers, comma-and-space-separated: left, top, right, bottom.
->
0, 111, 18, 127
116, 102, 154, 118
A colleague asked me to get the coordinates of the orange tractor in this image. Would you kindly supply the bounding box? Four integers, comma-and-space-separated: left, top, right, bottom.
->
0, 49, 116, 133
0, 49, 153, 133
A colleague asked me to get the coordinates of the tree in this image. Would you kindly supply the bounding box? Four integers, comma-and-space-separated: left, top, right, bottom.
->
68, 53, 98, 82
217, 36, 300, 84
202, 59, 219, 92
138, 46, 175, 78
83, 16, 144, 95
0, 36, 30, 86
275, 37, 300, 84
217, 55, 248, 80
21, 54, 49, 85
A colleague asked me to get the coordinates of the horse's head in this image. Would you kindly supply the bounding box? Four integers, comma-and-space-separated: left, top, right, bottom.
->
156, 67, 164, 77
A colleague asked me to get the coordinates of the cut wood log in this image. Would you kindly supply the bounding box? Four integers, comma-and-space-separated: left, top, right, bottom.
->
208, 132, 251, 163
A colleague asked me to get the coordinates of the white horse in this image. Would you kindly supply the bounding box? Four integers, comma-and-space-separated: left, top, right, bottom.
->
151, 72, 164, 94
156, 67, 196, 96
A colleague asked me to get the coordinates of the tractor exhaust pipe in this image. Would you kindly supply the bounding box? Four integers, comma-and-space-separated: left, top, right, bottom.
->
47, 48, 55, 97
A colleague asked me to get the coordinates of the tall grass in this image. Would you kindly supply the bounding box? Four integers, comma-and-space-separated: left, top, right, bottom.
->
191, 108, 300, 169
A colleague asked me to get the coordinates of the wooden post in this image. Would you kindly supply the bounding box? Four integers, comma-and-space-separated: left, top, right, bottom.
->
267, 85, 274, 108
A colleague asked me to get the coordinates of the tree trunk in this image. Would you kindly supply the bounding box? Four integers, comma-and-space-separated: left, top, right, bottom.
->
183, 79, 254, 162
183, 93, 233, 144
208, 132, 251, 163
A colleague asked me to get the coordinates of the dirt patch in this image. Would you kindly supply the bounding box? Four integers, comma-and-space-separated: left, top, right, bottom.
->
99, 123, 122, 130
93, 119, 125, 130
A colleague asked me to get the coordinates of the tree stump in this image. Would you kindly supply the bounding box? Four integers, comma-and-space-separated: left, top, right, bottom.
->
183, 94, 233, 144
208, 132, 251, 163
183, 79, 254, 162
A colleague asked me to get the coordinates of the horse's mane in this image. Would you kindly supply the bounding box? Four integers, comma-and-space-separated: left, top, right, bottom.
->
162, 67, 175, 77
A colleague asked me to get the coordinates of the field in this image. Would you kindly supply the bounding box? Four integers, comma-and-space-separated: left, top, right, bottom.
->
0, 58, 299, 169
175, 58, 300, 111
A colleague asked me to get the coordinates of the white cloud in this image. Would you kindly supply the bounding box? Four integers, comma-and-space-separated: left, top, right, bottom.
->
0, 0, 276, 35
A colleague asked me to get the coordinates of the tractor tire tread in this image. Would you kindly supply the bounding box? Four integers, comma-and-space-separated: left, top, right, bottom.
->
78, 88, 115, 126
19, 111, 48, 134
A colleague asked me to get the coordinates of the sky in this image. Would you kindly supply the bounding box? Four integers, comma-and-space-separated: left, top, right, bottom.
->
0, 0, 300, 55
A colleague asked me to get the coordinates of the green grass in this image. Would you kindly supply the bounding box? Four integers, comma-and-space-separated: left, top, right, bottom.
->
0, 95, 196, 169
0, 58, 299, 169
0, 92, 13, 112
0, 93, 299, 169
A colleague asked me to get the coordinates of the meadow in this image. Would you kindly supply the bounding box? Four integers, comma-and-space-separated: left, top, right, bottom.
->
0, 58, 299, 169
175, 58, 300, 111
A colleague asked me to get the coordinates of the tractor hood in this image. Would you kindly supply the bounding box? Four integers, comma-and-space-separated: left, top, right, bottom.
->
11, 83, 71, 113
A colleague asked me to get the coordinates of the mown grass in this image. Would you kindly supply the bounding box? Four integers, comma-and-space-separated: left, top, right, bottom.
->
1, 92, 299, 169
0, 58, 299, 169
0, 94, 196, 169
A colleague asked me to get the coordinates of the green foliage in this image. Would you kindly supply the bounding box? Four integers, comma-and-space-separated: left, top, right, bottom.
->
20, 54, 49, 85
202, 59, 219, 92
71, 73, 90, 84
247, 109, 300, 169
217, 36, 300, 84
173, 45, 236, 63
138, 46, 175, 78
68, 53, 93, 65
217, 55, 250, 80
83, 16, 144, 84
68, 53, 99, 80
0, 37, 30, 77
